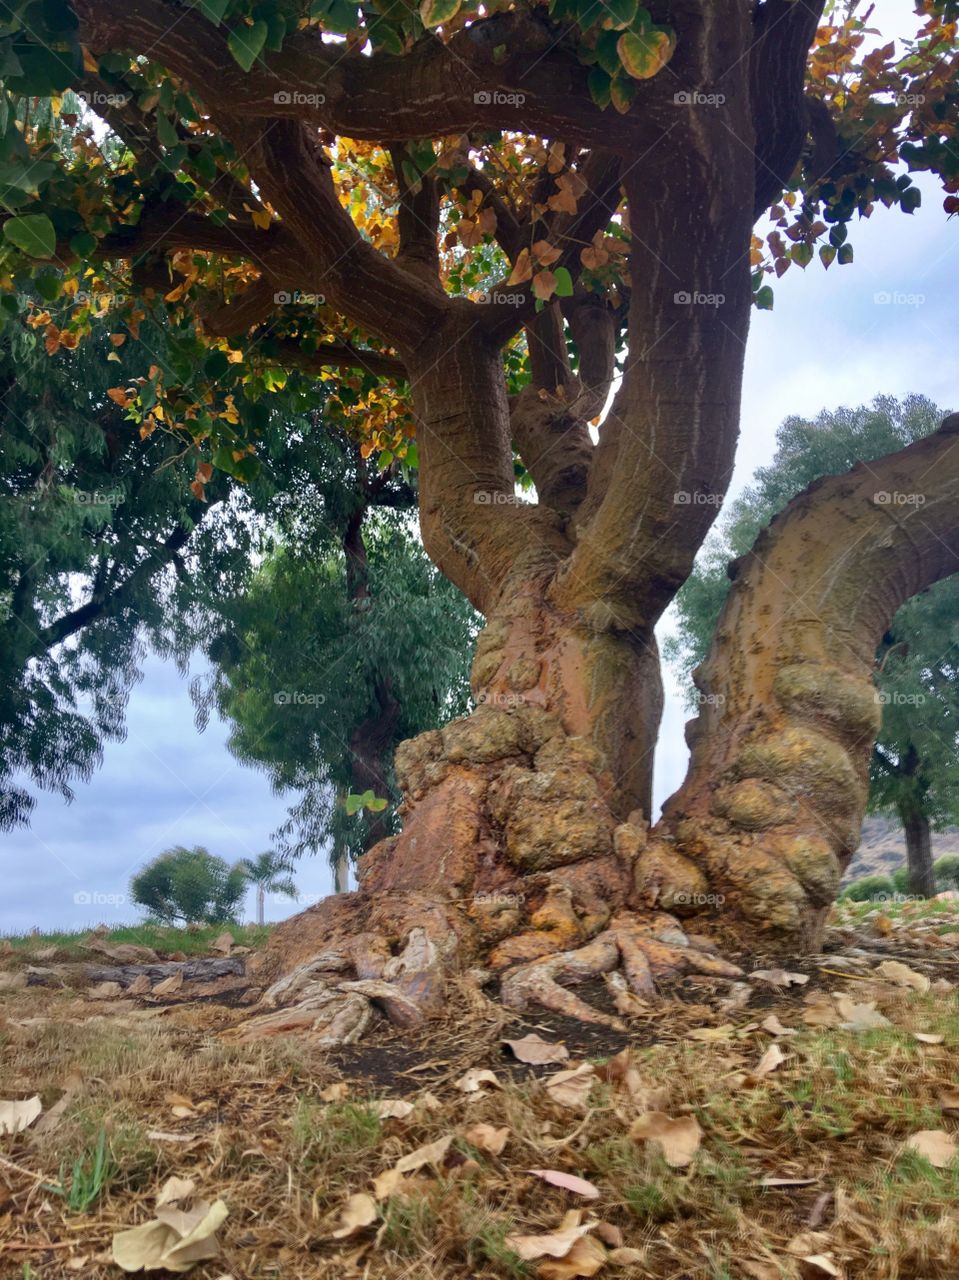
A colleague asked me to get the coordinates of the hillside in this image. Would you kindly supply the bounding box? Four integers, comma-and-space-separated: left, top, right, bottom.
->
844, 815, 959, 884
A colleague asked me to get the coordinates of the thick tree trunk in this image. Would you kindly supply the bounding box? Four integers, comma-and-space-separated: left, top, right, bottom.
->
656, 418, 959, 947
902, 807, 935, 899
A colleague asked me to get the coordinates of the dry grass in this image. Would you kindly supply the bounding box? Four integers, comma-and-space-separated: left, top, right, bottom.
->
1, 906, 959, 1279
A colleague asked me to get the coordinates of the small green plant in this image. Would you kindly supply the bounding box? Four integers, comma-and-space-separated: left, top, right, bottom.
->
345, 789, 389, 816
44, 1129, 117, 1212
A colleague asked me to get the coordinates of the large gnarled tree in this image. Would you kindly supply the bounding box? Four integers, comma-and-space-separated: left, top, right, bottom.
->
1, 0, 957, 1038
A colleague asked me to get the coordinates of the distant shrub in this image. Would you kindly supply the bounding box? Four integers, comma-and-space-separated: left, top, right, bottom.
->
891, 866, 912, 893
130, 846, 247, 925
842, 874, 896, 902
934, 855, 959, 892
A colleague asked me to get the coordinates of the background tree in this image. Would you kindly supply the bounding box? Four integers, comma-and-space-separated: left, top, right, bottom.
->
130, 845, 248, 925
669, 396, 959, 899
199, 495, 477, 890
240, 850, 298, 926
0, 0, 957, 1036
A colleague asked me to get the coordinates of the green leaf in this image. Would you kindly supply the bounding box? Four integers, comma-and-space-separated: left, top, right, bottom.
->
156, 113, 179, 149
419, 0, 460, 27
754, 284, 774, 310
617, 25, 675, 79
195, 0, 231, 23
3, 213, 56, 259
227, 20, 268, 72
837, 243, 854, 265
609, 71, 637, 114
587, 65, 612, 109
69, 230, 96, 257
553, 266, 574, 298
600, 0, 637, 30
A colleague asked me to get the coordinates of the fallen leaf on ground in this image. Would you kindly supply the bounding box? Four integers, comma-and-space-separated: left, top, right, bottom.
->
505, 1216, 593, 1261
503, 1034, 569, 1064
454, 1067, 501, 1094
938, 1088, 959, 1111
757, 1176, 818, 1188
594, 1223, 622, 1247
750, 968, 809, 987
834, 996, 890, 1033
798, 1256, 842, 1279
32, 945, 58, 960
749, 1043, 786, 1082
687, 1025, 735, 1042
331, 1193, 377, 1238
875, 960, 930, 993
210, 932, 234, 956
319, 1082, 350, 1102
539, 1234, 607, 1279
153, 971, 184, 996
609, 1247, 643, 1265
396, 1134, 452, 1172
630, 1112, 702, 1167
113, 1178, 228, 1274
465, 1123, 509, 1155
528, 1169, 600, 1199
901, 1129, 958, 1167
741, 1263, 779, 1280
0, 971, 26, 991
0, 1094, 42, 1134
761, 1014, 797, 1036
128, 975, 153, 996
801, 995, 840, 1028
371, 1099, 414, 1120
88, 981, 124, 1000
545, 1064, 596, 1111
914, 1032, 944, 1045
34, 1071, 83, 1135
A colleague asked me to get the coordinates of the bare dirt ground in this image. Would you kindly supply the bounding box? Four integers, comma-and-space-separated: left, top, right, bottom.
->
2, 900, 959, 1279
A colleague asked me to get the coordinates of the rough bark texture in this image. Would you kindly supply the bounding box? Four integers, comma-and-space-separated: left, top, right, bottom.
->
63, 0, 959, 1039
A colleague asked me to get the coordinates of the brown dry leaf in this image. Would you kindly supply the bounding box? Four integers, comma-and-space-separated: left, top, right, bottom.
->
372, 1168, 405, 1200
939, 1088, 959, 1111
687, 1025, 735, 1042
505, 1218, 593, 1261
0, 971, 26, 992
331, 1193, 377, 1239
545, 1064, 596, 1112
32, 945, 58, 960
128, 975, 153, 996
506, 248, 533, 286
750, 1044, 787, 1081
834, 996, 890, 1033
0, 1094, 42, 1135
802, 994, 840, 1028
594, 1223, 622, 1248
539, 1234, 607, 1279
371, 1099, 414, 1120
34, 1071, 83, 1135
532, 270, 557, 302
750, 968, 809, 987
88, 981, 124, 1000
608, 1247, 644, 1266
503, 1034, 569, 1064
465, 1123, 509, 1155
875, 959, 930, 993
799, 1257, 843, 1279
741, 1263, 780, 1280
528, 1169, 600, 1199
389, 1134, 452, 1179
319, 1082, 350, 1102
901, 1129, 958, 1167
758, 1176, 818, 1188
915, 1032, 944, 1045
761, 1014, 797, 1037
630, 1112, 702, 1167
114, 1177, 227, 1274
454, 1067, 501, 1094
210, 932, 234, 956
153, 971, 184, 996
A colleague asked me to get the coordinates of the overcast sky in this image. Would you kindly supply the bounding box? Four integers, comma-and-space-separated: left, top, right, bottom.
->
2, 9, 955, 933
